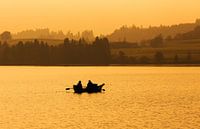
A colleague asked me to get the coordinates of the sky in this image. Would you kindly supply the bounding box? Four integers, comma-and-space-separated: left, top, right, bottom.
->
0, 0, 200, 35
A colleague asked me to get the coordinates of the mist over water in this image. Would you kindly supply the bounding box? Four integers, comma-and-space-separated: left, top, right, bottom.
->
0, 66, 200, 129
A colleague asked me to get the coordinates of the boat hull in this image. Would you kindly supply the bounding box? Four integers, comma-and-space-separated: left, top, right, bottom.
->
73, 84, 104, 93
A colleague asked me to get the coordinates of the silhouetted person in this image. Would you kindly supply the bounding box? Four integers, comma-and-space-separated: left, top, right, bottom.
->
86, 80, 96, 91
77, 81, 83, 90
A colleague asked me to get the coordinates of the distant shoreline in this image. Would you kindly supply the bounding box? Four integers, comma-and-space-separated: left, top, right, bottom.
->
0, 64, 200, 67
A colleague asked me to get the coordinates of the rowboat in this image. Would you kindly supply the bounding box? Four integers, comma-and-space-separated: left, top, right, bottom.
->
66, 84, 105, 93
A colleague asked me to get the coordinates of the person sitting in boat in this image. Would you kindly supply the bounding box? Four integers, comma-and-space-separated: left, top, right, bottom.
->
86, 80, 97, 91
76, 81, 83, 90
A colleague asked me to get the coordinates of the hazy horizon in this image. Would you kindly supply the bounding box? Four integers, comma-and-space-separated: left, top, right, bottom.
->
0, 0, 200, 35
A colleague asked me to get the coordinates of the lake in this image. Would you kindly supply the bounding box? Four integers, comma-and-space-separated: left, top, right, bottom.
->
0, 66, 200, 129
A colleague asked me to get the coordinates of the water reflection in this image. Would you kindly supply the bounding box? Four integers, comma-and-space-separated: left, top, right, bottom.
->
0, 67, 200, 129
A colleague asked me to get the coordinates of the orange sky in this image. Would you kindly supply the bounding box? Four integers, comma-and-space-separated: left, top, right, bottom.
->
0, 0, 200, 35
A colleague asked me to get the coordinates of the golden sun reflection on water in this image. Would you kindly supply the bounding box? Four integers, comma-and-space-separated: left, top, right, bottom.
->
0, 66, 200, 129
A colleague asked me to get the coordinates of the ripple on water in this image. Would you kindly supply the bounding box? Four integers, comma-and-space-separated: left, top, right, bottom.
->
0, 66, 200, 129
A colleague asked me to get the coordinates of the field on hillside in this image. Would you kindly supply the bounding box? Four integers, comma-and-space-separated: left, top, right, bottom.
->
111, 40, 200, 63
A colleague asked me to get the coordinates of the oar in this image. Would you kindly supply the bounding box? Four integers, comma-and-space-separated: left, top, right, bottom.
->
99, 83, 105, 87
66, 88, 73, 90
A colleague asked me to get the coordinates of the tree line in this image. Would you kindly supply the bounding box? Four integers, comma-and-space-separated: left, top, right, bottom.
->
108, 19, 200, 42
0, 37, 110, 65
0, 36, 197, 65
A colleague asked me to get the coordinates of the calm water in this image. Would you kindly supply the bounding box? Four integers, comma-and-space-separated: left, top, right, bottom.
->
0, 66, 200, 129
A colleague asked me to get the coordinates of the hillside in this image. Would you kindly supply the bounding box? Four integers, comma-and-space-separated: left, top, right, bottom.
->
107, 19, 200, 42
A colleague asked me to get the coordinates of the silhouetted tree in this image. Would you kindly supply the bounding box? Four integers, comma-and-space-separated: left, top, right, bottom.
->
150, 34, 163, 47
187, 52, 192, 62
166, 35, 172, 41
118, 51, 126, 61
0, 31, 12, 42
0, 42, 10, 64
81, 30, 95, 42
154, 51, 164, 63
92, 37, 111, 64
139, 56, 150, 64
174, 54, 179, 63
64, 38, 70, 45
